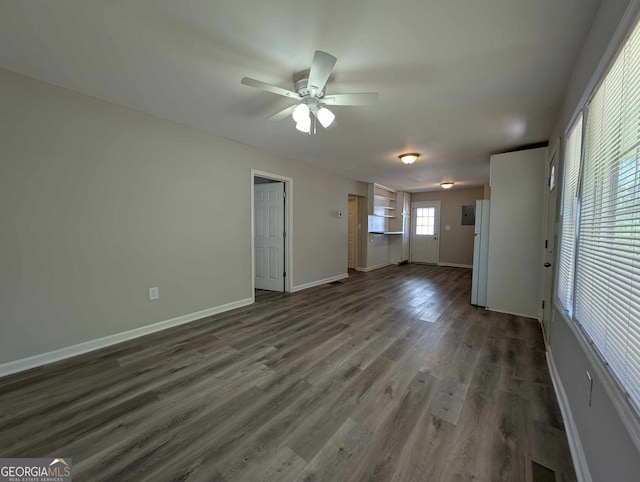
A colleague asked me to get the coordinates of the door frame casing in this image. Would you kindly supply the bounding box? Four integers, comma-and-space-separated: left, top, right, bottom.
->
347, 194, 359, 270
410, 200, 441, 264
251, 169, 293, 299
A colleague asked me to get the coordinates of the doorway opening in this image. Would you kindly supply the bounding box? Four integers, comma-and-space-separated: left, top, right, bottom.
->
410, 201, 441, 264
251, 170, 293, 298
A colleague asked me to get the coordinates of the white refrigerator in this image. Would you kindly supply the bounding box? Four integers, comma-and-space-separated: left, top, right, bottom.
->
471, 200, 490, 307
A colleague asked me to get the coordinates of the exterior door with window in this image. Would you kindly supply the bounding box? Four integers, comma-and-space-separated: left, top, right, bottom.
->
410, 201, 440, 263
541, 146, 558, 337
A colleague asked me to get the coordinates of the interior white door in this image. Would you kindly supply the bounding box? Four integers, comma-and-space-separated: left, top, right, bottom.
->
347, 196, 357, 269
410, 201, 440, 264
254, 182, 285, 291
541, 148, 559, 334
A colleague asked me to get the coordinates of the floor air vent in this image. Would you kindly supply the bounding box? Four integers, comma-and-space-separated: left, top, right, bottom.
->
328, 280, 345, 286
532, 461, 555, 482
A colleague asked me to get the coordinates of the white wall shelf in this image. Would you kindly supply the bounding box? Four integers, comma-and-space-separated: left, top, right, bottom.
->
368, 183, 399, 233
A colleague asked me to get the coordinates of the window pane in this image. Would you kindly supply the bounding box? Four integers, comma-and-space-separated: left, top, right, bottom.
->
557, 115, 582, 315
572, 18, 640, 413
415, 207, 435, 235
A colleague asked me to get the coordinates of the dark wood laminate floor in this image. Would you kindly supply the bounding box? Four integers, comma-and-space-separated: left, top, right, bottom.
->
0, 264, 575, 481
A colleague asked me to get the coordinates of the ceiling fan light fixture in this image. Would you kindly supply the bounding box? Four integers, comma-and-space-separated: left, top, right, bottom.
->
241, 51, 379, 135
399, 153, 419, 165
295, 116, 311, 133
317, 107, 335, 128
292, 103, 310, 124
441, 182, 454, 189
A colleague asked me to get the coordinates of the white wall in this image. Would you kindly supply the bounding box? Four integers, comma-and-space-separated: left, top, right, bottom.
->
487, 147, 546, 318
0, 68, 367, 366
551, 0, 634, 140
547, 1, 640, 480
365, 234, 391, 270
550, 314, 640, 482
411, 187, 484, 266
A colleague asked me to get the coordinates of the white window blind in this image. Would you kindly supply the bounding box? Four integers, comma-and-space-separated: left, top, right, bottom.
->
573, 19, 640, 410
557, 115, 583, 315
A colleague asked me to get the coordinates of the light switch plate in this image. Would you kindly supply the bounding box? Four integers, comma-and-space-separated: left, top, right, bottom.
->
149, 287, 159, 300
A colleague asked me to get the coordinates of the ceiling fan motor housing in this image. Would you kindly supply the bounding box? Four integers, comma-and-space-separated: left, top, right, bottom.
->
295, 77, 324, 99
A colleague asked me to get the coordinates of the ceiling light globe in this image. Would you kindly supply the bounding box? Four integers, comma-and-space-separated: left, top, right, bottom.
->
399, 153, 419, 165
295, 117, 311, 133
292, 103, 310, 124
317, 107, 335, 128
441, 182, 454, 189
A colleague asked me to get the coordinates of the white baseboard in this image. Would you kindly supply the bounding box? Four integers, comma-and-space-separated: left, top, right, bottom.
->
291, 273, 349, 292
0, 297, 254, 378
546, 349, 592, 482
437, 262, 473, 269
355, 262, 393, 273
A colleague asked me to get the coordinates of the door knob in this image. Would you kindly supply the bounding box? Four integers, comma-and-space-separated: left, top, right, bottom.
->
544, 262, 551, 267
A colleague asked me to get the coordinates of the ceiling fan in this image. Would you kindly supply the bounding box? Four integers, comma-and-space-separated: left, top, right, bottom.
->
241, 50, 378, 134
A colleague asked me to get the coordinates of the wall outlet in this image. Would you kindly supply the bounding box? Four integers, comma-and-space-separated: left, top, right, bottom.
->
149, 287, 159, 301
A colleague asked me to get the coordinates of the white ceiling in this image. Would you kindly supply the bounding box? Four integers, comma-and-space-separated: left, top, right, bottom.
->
0, 0, 600, 191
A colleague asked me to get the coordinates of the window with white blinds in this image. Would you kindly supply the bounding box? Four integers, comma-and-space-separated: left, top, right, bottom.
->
565, 18, 640, 411
557, 115, 582, 316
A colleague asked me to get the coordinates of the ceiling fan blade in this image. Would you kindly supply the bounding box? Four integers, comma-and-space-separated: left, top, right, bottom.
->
267, 104, 297, 121
307, 51, 337, 93
241, 77, 300, 99
322, 93, 379, 106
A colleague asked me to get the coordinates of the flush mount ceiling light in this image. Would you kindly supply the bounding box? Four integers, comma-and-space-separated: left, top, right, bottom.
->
399, 153, 420, 165
441, 182, 454, 189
